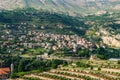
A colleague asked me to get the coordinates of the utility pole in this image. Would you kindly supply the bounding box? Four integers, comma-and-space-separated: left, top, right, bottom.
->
10, 63, 14, 74
9, 50, 14, 75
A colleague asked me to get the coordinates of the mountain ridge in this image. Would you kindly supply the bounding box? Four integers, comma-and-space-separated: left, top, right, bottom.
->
0, 0, 120, 14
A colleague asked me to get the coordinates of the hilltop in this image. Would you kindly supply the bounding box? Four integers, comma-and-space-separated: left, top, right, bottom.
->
0, 0, 120, 15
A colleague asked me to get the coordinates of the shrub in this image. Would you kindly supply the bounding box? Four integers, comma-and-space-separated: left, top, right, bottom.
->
10, 73, 19, 78
98, 67, 101, 71
76, 61, 91, 68
118, 60, 120, 64
90, 66, 93, 70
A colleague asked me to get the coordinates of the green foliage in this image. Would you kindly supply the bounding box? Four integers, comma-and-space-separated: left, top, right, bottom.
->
25, 60, 46, 71
78, 48, 91, 57
51, 59, 68, 69
90, 66, 93, 70
10, 73, 19, 79
27, 48, 45, 55
93, 47, 120, 59
0, 9, 87, 35
98, 67, 101, 71
17, 72, 30, 77
118, 60, 120, 64
18, 59, 31, 72
4, 56, 68, 78
76, 61, 91, 68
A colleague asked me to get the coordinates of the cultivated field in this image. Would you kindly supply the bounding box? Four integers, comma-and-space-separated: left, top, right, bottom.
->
13, 60, 120, 80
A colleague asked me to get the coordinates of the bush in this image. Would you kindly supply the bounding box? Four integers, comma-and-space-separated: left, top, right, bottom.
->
98, 67, 101, 71
118, 60, 120, 64
76, 62, 91, 68
90, 66, 93, 70
10, 73, 19, 78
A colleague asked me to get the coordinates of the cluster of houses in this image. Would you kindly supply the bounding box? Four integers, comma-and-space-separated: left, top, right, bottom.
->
1, 26, 95, 54
29, 32, 95, 52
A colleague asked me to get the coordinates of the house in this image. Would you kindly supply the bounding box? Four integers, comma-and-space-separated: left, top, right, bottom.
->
36, 53, 49, 60
0, 67, 10, 79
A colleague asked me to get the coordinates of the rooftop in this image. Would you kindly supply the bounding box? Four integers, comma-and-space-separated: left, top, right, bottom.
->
0, 67, 10, 75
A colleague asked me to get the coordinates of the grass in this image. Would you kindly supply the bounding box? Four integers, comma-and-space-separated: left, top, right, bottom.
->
20, 54, 34, 58
26, 48, 45, 55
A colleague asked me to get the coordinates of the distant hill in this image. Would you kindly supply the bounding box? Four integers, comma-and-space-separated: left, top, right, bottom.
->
0, 0, 120, 14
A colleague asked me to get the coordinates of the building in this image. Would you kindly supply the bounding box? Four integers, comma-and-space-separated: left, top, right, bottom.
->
0, 67, 10, 79
109, 58, 120, 61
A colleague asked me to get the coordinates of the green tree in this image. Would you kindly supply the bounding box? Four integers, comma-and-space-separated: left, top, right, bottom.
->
118, 60, 120, 64
18, 59, 30, 72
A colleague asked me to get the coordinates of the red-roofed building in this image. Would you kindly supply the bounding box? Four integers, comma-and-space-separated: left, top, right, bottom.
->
0, 67, 10, 79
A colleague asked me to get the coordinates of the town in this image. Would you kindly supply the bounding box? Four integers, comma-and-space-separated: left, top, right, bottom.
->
0, 24, 95, 55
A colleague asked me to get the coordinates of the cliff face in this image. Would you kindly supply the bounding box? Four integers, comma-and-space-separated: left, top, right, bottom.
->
102, 35, 120, 48
100, 29, 120, 48
0, 0, 120, 13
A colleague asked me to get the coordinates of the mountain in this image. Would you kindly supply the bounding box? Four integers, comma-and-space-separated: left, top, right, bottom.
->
0, 0, 120, 14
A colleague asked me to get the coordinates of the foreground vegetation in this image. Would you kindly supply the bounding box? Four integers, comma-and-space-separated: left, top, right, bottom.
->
12, 59, 120, 80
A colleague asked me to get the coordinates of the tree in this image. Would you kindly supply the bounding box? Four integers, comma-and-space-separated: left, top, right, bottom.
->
78, 48, 90, 57
18, 59, 30, 72
98, 67, 101, 71
118, 60, 120, 64
90, 66, 93, 70
76, 61, 90, 68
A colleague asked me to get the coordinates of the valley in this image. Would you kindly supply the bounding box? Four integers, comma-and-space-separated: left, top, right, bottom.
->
0, 0, 120, 79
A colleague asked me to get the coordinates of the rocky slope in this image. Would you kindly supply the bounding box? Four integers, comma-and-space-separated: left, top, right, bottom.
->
85, 12, 120, 48
100, 29, 120, 48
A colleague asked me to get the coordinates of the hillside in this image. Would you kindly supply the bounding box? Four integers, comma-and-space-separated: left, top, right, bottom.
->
0, 0, 120, 15
0, 9, 87, 35
0, 9, 120, 59
84, 12, 120, 48
0, 1, 120, 80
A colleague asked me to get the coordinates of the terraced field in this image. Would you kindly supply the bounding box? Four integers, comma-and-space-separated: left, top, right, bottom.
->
17, 60, 120, 80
